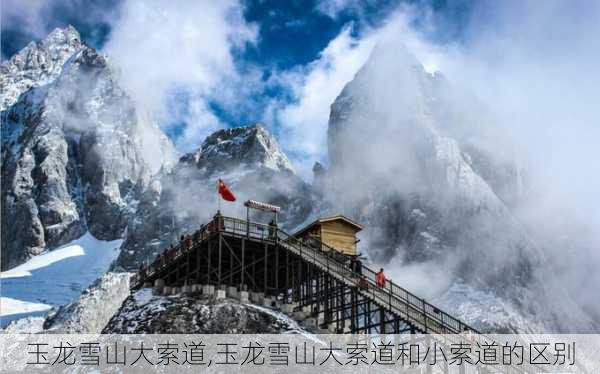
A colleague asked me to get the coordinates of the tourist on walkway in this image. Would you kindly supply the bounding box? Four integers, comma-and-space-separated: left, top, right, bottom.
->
376, 268, 388, 288
268, 218, 278, 240
350, 257, 362, 275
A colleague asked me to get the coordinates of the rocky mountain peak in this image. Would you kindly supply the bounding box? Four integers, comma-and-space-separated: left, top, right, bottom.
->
182, 124, 294, 175
1, 26, 83, 111
42, 25, 81, 48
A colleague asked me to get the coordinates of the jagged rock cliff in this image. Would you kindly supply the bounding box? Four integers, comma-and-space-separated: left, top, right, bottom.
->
43, 272, 132, 333
1, 26, 175, 270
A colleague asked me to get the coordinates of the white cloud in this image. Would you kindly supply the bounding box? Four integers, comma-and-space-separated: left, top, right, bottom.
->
315, 0, 376, 20
2, 0, 53, 38
266, 8, 445, 179
102, 0, 257, 151
269, 26, 375, 178
1, 0, 116, 45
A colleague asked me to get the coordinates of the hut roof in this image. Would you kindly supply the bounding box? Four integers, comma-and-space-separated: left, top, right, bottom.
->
293, 215, 363, 237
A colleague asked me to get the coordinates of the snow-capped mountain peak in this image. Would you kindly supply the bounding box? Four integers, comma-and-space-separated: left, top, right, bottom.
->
0, 25, 83, 111
182, 124, 294, 174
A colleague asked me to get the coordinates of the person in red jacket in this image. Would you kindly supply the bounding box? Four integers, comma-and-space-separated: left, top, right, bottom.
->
375, 268, 388, 288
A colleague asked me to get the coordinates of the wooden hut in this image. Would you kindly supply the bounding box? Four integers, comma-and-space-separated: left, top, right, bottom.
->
293, 215, 363, 256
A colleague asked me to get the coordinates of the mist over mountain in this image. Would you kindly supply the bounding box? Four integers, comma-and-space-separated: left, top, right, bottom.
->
1, 25, 598, 334
323, 41, 598, 333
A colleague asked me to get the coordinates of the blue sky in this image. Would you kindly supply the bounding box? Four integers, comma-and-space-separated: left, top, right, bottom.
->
2, 1, 471, 67
0, 0, 510, 179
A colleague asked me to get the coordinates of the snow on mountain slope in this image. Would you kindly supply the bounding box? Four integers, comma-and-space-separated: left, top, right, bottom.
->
0, 232, 122, 328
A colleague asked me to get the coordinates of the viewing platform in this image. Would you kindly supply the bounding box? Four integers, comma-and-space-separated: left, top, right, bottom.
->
133, 213, 478, 336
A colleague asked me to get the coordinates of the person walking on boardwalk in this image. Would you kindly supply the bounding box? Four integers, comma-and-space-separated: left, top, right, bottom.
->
376, 268, 388, 288
350, 256, 362, 275
268, 218, 278, 240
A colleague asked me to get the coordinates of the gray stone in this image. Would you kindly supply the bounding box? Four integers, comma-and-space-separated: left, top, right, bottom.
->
304, 318, 317, 328
227, 286, 238, 298
215, 290, 226, 300
292, 312, 306, 321
202, 285, 215, 296
238, 291, 249, 303
249, 292, 264, 304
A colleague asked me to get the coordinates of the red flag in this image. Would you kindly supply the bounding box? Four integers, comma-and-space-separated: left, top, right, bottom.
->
218, 179, 236, 202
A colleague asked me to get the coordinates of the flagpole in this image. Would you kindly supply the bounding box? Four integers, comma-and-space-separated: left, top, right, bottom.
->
217, 180, 221, 214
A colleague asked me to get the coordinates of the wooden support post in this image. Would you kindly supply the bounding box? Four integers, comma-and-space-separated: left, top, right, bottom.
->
218, 234, 222, 285
351, 288, 357, 332
252, 248, 256, 291
298, 256, 302, 303
207, 240, 212, 284
337, 281, 342, 332
196, 244, 201, 283
264, 243, 268, 294
285, 250, 289, 303
275, 244, 279, 292
366, 300, 372, 334
314, 272, 323, 314
186, 251, 191, 285
241, 238, 245, 288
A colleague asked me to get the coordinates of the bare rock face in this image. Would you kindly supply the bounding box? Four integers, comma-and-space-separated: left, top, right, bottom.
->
43, 272, 132, 333
1, 27, 175, 270
103, 289, 305, 334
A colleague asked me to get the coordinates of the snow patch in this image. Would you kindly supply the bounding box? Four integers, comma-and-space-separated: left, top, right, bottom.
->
0, 232, 122, 327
